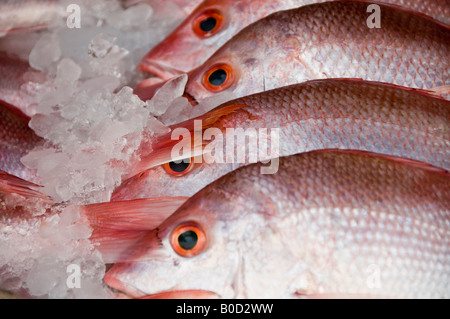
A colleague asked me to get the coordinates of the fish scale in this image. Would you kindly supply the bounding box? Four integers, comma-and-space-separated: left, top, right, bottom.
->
0, 101, 41, 182
105, 150, 450, 298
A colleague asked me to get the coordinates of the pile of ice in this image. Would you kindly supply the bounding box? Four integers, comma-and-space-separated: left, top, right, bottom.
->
0, 193, 110, 298
146, 74, 236, 125
19, 0, 180, 205
21, 35, 234, 204
0, 0, 236, 299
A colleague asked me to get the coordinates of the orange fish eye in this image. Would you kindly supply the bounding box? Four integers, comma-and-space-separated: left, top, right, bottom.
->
192, 9, 224, 38
170, 223, 206, 257
163, 158, 193, 177
202, 64, 234, 92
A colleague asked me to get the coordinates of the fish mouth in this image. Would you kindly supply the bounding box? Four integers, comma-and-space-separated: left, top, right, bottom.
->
183, 90, 199, 106
104, 270, 146, 299
138, 59, 184, 81
104, 272, 219, 299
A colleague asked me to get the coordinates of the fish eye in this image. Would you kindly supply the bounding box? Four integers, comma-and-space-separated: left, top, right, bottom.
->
192, 9, 224, 37
202, 64, 234, 92
170, 223, 206, 257
163, 158, 193, 176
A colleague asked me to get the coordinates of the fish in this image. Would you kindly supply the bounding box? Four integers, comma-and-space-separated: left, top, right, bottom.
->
113, 79, 450, 201
0, 52, 46, 118
0, 0, 67, 36
138, 0, 450, 83
104, 150, 450, 298
0, 100, 42, 183
136, 1, 450, 102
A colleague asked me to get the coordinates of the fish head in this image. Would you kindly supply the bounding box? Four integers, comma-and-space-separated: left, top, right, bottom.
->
104, 187, 246, 298
111, 158, 236, 201
139, 0, 254, 80
183, 16, 284, 102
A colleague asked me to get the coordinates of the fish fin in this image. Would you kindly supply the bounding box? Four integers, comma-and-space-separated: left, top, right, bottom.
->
82, 197, 188, 231
82, 197, 188, 263
138, 290, 220, 299
427, 85, 450, 99
305, 79, 450, 101
0, 24, 48, 37
377, 155, 449, 176
90, 230, 150, 263
128, 103, 247, 178
0, 170, 50, 200
321, 149, 449, 176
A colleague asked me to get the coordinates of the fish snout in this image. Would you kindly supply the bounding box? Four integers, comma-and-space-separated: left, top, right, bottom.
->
138, 59, 184, 82
104, 263, 148, 298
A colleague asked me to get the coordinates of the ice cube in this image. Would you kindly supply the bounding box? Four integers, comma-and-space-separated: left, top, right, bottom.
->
25, 259, 60, 297
88, 33, 117, 58
146, 74, 188, 116
29, 33, 61, 72
158, 96, 192, 125
59, 205, 81, 227
106, 4, 153, 30
55, 58, 81, 88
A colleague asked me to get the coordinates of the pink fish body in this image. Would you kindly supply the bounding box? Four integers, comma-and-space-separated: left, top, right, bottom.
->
105, 150, 450, 298
138, 0, 450, 82
113, 79, 450, 201
0, 101, 41, 182
0, 52, 46, 118
164, 1, 450, 103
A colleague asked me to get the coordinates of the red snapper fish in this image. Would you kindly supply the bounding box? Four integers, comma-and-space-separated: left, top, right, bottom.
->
113, 79, 450, 201
136, 1, 450, 102
105, 150, 450, 298
138, 0, 450, 83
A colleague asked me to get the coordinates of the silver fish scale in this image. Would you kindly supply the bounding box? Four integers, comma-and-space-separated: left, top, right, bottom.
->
222, 80, 450, 170
287, 2, 449, 89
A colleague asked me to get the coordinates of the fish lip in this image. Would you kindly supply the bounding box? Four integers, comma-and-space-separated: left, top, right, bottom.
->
183, 90, 199, 106
138, 59, 184, 81
104, 270, 148, 299
104, 273, 219, 299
